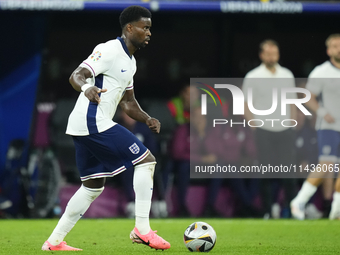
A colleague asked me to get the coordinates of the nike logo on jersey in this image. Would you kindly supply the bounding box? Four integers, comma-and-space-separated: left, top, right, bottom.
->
121, 69, 127, 72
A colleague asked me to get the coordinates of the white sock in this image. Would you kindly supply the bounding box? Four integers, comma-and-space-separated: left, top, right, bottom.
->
47, 185, 104, 245
329, 192, 340, 219
133, 162, 156, 235
294, 181, 317, 204
333, 192, 340, 204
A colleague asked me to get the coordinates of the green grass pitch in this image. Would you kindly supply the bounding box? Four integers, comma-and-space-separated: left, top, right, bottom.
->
0, 218, 339, 254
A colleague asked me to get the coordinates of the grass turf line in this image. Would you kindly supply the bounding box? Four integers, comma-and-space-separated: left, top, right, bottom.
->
0, 218, 339, 254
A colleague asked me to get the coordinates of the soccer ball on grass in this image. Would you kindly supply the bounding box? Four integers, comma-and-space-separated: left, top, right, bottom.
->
183, 221, 216, 252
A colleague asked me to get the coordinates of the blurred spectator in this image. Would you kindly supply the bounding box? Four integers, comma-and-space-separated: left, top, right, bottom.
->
116, 110, 167, 218
145, 85, 194, 204
242, 39, 297, 219
31, 101, 62, 218
219, 104, 261, 217
168, 107, 223, 217
167, 84, 191, 125
0, 189, 12, 212
1, 139, 29, 217
50, 98, 79, 183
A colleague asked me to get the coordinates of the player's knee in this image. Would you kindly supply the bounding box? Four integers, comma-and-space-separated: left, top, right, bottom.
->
139, 152, 156, 164
135, 154, 157, 177
82, 177, 106, 189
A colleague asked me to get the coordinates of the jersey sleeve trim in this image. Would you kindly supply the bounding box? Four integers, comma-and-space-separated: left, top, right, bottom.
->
126, 85, 134, 90
82, 62, 96, 76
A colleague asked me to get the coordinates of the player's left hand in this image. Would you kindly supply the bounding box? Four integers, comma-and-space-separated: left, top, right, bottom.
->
146, 117, 161, 133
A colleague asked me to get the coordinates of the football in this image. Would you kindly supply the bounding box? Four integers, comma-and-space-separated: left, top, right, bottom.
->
183, 222, 217, 252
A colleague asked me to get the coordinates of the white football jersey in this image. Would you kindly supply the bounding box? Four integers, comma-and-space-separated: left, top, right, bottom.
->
243, 63, 296, 132
306, 61, 340, 131
66, 37, 136, 136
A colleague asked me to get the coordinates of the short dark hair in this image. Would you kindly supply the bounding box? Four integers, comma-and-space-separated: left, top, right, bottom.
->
259, 39, 279, 54
325, 33, 340, 48
119, 5, 152, 29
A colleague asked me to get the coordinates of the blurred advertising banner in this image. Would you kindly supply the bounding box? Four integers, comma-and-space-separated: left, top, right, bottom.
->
1, 1, 340, 13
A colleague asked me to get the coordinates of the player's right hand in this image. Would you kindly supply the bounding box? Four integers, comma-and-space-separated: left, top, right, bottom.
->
146, 117, 161, 133
85, 86, 107, 104
324, 113, 335, 123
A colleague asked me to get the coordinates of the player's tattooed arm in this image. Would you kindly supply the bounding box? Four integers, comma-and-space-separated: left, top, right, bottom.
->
119, 89, 161, 133
69, 67, 107, 104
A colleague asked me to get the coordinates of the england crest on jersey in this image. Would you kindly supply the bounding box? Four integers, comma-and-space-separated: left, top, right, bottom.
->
129, 143, 140, 154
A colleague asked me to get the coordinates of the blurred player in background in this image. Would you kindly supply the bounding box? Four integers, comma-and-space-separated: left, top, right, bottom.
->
243, 39, 297, 219
291, 34, 340, 220
42, 6, 170, 251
